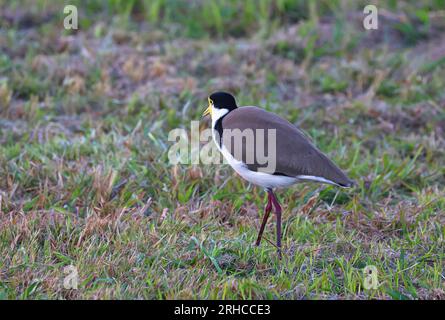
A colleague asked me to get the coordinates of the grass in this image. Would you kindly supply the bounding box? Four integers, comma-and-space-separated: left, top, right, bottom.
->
0, 0, 444, 299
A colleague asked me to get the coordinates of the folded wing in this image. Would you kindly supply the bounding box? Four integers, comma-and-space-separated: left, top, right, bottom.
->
221, 107, 354, 187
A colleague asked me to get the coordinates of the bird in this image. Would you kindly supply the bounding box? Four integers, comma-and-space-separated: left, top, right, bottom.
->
202, 91, 354, 258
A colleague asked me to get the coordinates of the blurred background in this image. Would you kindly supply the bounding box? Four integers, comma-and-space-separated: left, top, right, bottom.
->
0, 1, 444, 299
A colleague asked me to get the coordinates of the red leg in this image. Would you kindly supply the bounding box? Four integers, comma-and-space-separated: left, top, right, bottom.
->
269, 190, 282, 258
255, 190, 272, 246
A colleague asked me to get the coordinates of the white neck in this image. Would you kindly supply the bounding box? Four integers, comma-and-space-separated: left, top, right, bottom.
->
211, 108, 229, 130
210, 108, 229, 149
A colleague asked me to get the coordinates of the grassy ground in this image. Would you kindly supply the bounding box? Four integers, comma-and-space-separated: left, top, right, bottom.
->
0, 0, 444, 299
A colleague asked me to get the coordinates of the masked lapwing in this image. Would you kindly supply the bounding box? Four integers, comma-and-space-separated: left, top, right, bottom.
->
202, 91, 354, 258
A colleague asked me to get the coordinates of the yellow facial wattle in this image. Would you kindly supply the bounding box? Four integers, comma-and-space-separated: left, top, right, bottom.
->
202, 97, 213, 117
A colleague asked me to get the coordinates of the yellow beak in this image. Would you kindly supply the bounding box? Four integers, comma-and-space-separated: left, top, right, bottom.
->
202, 105, 212, 117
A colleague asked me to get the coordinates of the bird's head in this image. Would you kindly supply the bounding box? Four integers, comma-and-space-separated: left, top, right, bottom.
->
202, 91, 237, 120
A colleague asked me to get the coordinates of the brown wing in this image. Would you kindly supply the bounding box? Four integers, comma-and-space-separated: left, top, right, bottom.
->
221, 107, 353, 187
